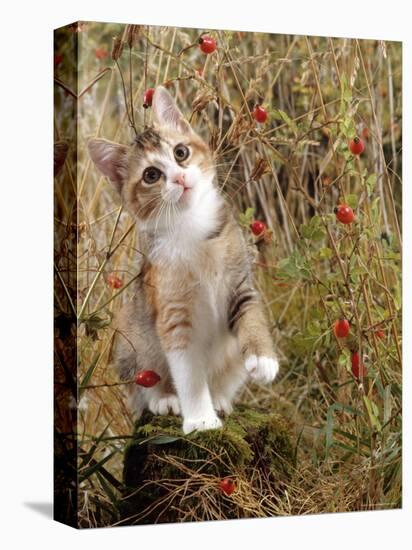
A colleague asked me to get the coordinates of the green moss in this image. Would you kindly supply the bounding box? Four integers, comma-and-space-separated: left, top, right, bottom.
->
121, 406, 293, 525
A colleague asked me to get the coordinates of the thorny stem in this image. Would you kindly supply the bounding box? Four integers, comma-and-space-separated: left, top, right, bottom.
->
115, 59, 137, 136
129, 44, 136, 130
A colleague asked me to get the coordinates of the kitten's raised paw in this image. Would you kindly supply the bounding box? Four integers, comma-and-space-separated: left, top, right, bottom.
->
148, 394, 180, 416
245, 355, 279, 384
183, 414, 222, 434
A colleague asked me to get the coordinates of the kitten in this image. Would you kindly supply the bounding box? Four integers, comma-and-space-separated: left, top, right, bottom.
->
88, 86, 279, 434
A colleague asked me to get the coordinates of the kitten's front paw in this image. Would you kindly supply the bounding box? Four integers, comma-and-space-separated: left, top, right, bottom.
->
245, 355, 279, 384
148, 394, 181, 416
183, 414, 222, 434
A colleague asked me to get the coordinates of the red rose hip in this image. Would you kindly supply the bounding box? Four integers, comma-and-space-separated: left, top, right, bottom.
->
95, 47, 109, 60
199, 35, 217, 54
143, 87, 155, 108
334, 204, 355, 224
135, 370, 161, 388
219, 477, 236, 496
351, 352, 367, 379
333, 319, 350, 338
349, 136, 365, 155
250, 220, 266, 236
107, 273, 123, 289
252, 105, 268, 124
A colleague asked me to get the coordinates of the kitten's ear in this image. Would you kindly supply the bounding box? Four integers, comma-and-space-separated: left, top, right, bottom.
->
152, 86, 192, 134
88, 138, 129, 193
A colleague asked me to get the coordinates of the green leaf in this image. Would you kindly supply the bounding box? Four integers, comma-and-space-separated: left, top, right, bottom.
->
342, 74, 352, 102
96, 471, 120, 511
311, 228, 326, 241
370, 197, 381, 225
346, 194, 358, 209
310, 215, 322, 227
325, 402, 362, 459
80, 420, 113, 467
146, 435, 181, 445
391, 281, 401, 310
306, 320, 321, 336
340, 74, 352, 106
350, 264, 368, 277
340, 115, 355, 139
79, 353, 101, 395
85, 313, 112, 330
384, 385, 392, 425
273, 109, 298, 136
334, 428, 370, 449
300, 223, 312, 239
363, 396, 382, 432
290, 333, 318, 354
338, 349, 351, 370
343, 89, 352, 103
300, 217, 325, 242
325, 408, 335, 459
366, 174, 378, 196
319, 247, 333, 259
239, 207, 255, 226
79, 448, 120, 482
277, 249, 312, 281
311, 307, 324, 321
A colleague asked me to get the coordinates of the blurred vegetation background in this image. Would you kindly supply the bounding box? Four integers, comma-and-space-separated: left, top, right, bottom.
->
54, 22, 402, 527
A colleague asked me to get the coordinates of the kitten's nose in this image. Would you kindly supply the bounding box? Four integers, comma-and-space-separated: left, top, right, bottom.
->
173, 173, 186, 187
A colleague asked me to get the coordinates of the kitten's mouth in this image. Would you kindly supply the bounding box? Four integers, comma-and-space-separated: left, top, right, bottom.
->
179, 186, 192, 201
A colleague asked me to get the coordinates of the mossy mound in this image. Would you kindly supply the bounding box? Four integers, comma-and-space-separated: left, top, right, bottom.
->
120, 405, 294, 525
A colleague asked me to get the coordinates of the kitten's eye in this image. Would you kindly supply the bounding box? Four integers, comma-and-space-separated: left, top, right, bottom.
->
174, 144, 190, 162
142, 166, 162, 184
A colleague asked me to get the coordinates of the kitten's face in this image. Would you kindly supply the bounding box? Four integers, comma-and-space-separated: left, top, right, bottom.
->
125, 124, 215, 222
88, 87, 216, 229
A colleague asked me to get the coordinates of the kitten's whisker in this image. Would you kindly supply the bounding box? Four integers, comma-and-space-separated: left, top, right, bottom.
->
165, 202, 172, 242
134, 193, 163, 219
166, 201, 176, 242
153, 199, 167, 239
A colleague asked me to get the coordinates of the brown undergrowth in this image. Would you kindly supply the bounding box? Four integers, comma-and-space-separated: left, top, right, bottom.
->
53, 22, 402, 527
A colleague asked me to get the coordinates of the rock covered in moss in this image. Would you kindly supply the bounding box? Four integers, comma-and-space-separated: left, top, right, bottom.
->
120, 405, 294, 525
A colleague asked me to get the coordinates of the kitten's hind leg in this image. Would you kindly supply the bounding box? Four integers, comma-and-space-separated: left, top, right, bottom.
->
118, 351, 180, 417
138, 356, 181, 416
114, 299, 181, 418
116, 353, 146, 419
209, 346, 247, 416
125, 383, 145, 420
146, 390, 180, 416
121, 359, 180, 418
211, 374, 246, 415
